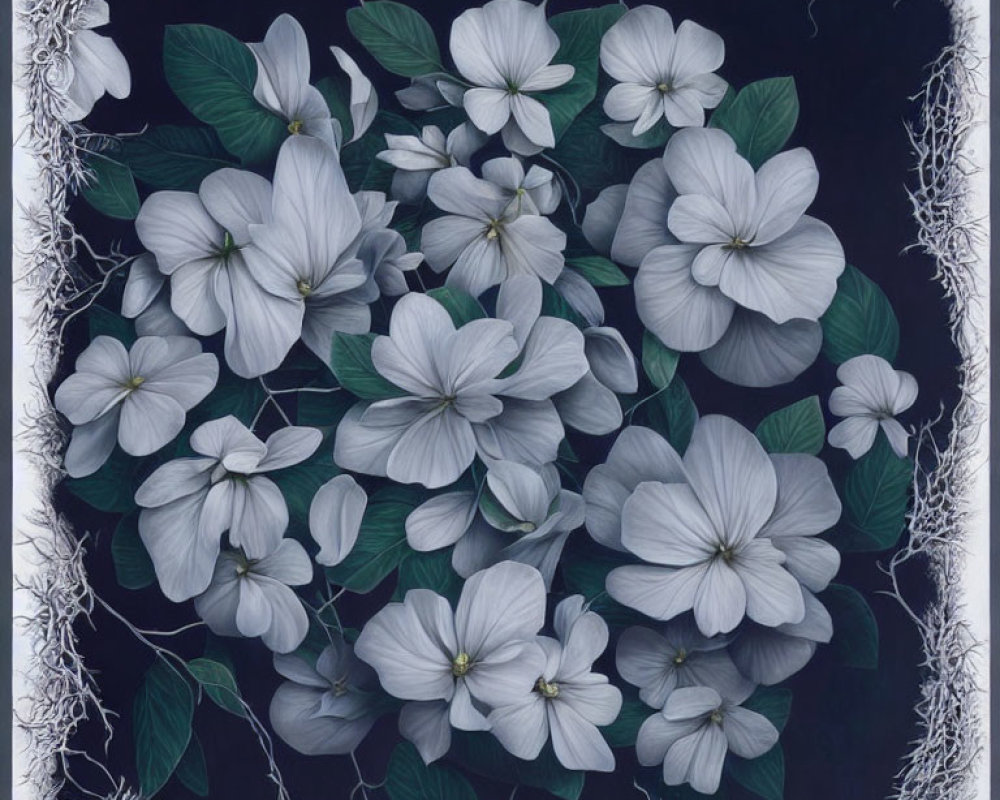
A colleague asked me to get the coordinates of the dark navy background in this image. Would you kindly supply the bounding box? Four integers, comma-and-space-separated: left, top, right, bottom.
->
62, 1, 956, 799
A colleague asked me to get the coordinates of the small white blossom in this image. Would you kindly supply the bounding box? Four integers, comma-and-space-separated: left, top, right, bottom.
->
377, 124, 487, 205
827, 355, 917, 458
329, 46, 378, 145
60, 0, 131, 121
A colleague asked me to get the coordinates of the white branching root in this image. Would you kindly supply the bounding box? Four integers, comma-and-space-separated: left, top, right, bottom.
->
887, 6, 987, 800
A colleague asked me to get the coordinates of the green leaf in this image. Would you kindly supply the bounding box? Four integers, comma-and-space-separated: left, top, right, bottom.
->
386, 741, 476, 800
709, 77, 799, 168
837, 433, 913, 552
330, 332, 407, 401
88, 305, 136, 346
640, 377, 698, 454
327, 486, 424, 593
64, 449, 138, 513
133, 660, 194, 797
742, 687, 792, 734
567, 256, 629, 287
111, 513, 155, 590
560, 548, 646, 628
346, 2, 444, 77
163, 24, 287, 165
550, 104, 642, 194
754, 396, 825, 455
541, 283, 588, 329
822, 583, 879, 669
602, 691, 651, 748
820, 264, 900, 364
316, 75, 354, 142
727, 745, 784, 800
174, 733, 209, 797
479, 487, 533, 533
81, 153, 140, 219
119, 125, 236, 192
340, 111, 420, 193
601, 117, 673, 150
394, 549, 463, 604
427, 287, 487, 327
544, 6, 627, 142
642, 330, 680, 390
269, 434, 339, 526
187, 657, 246, 718
451, 732, 585, 800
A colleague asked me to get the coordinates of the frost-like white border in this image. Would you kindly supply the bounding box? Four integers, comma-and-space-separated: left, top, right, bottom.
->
9, 1, 990, 799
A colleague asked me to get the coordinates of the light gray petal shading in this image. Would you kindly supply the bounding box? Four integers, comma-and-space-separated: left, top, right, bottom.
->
270, 683, 376, 755
406, 491, 477, 552
454, 561, 546, 657
607, 564, 707, 622
487, 695, 548, 760
611, 159, 678, 268
309, 475, 367, 567
139, 487, 217, 601
549, 701, 615, 772
554, 372, 623, 436
63, 409, 120, 478
584, 327, 638, 394
473, 398, 564, 467
257, 426, 323, 472
582, 184, 628, 255
722, 706, 779, 759
399, 700, 452, 764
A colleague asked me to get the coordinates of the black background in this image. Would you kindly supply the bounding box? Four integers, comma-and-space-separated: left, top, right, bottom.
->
60, 1, 957, 799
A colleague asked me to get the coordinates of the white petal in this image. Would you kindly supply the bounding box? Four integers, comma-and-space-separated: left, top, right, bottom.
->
333, 403, 407, 478
118, 390, 186, 456
621, 482, 717, 566
499, 214, 566, 284
496, 274, 543, 348
554, 372, 623, 436
770, 536, 840, 593
454, 561, 546, 657
554, 269, 605, 327
309, 475, 368, 567
406, 491, 478, 551
881, 418, 911, 458
135, 191, 222, 274
729, 626, 816, 685
487, 696, 548, 760
255, 578, 310, 653
169, 259, 226, 335
662, 128, 756, 224
666, 724, 727, 794
254, 539, 313, 584
636, 713, 700, 767
663, 686, 722, 721
607, 564, 707, 621
600, 6, 674, 84
752, 148, 819, 244
473, 398, 564, 466
194, 553, 242, 636
722, 707, 779, 759
582, 184, 628, 255
490, 317, 586, 400
399, 701, 452, 764
330, 46, 378, 142
139, 488, 218, 601
584, 327, 638, 394
452, 516, 507, 578
669, 19, 725, 79
610, 159, 677, 268
732, 539, 806, 628
257, 426, 322, 471
386, 408, 476, 489
121, 254, 165, 317
510, 94, 555, 148
761, 454, 842, 538
63, 409, 119, 478
270, 683, 375, 755
827, 416, 879, 459
549, 701, 615, 772
693, 559, 747, 637
199, 168, 272, 244
228, 476, 289, 559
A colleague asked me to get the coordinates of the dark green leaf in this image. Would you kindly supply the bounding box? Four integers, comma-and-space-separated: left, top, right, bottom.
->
394, 549, 463, 604
119, 125, 236, 192
451, 733, 585, 800
742, 687, 792, 734
822, 583, 879, 669
184, 369, 266, 435
709, 77, 799, 168
602, 691, 651, 748
560, 548, 646, 628
541, 283, 588, 329
111, 513, 155, 590
174, 733, 209, 797
163, 24, 287, 165
754, 396, 825, 455
544, 6, 627, 142
427, 287, 487, 327
346, 2, 444, 77
820, 265, 900, 364
327, 486, 424, 593
568, 256, 629, 287
727, 744, 784, 800
316, 75, 354, 142
550, 104, 640, 194
88, 305, 136, 346
330, 332, 407, 401
133, 660, 194, 797
187, 657, 246, 718
296, 390, 355, 428
340, 111, 420, 194
601, 117, 673, 150
642, 330, 680, 390
640, 377, 698, 454
81, 153, 140, 219
387, 741, 475, 800
64, 449, 138, 513
836, 433, 912, 552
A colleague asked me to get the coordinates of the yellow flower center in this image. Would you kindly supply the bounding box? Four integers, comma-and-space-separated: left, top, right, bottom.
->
124, 376, 145, 390
288, 119, 304, 135
452, 652, 472, 677
673, 649, 687, 666
710, 710, 724, 725
485, 220, 502, 241
717, 544, 735, 564
657, 82, 673, 93
536, 677, 560, 699
724, 237, 750, 251
296, 279, 312, 297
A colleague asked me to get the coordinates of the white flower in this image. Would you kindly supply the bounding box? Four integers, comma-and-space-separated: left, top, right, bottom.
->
601, 6, 727, 133
194, 540, 312, 653
120, 254, 190, 337
421, 166, 567, 296
407, 459, 583, 589
450, 0, 574, 154
60, 0, 131, 122
377, 124, 487, 205
555, 325, 638, 436
729, 588, 833, 685
241, 135, 378, 363
610, 150, 828, 387
353, 191, 424, 297
827, 355, 918, 459
54, 335, 217, 478
481, 157, 562, 216
607, 416, 827, 636
269, 635, 382, 755
309, 474, 368, 567
334, 291, 587, 488
616, 619, 754, 709
395, 75, 466, 111
354, 561, 547, 764
636, 686, 778, 794
329, 46, 378, 145
488, 596, 622, 772
582, 425, 687, 552
248, 14, 337, 148
135, 167, 304, 378
135, 416, 321, 602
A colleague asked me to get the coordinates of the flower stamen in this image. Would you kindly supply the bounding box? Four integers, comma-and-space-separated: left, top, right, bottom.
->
123, 376, 145, 391
288, 119, 304, 135
452, 652, 472, 677
296, 279, 313, 297
673, 648, 687, 666
535, 677, 560, 699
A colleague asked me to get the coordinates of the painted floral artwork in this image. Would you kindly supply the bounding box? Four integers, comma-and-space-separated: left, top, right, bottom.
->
11, 2, 990, 800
